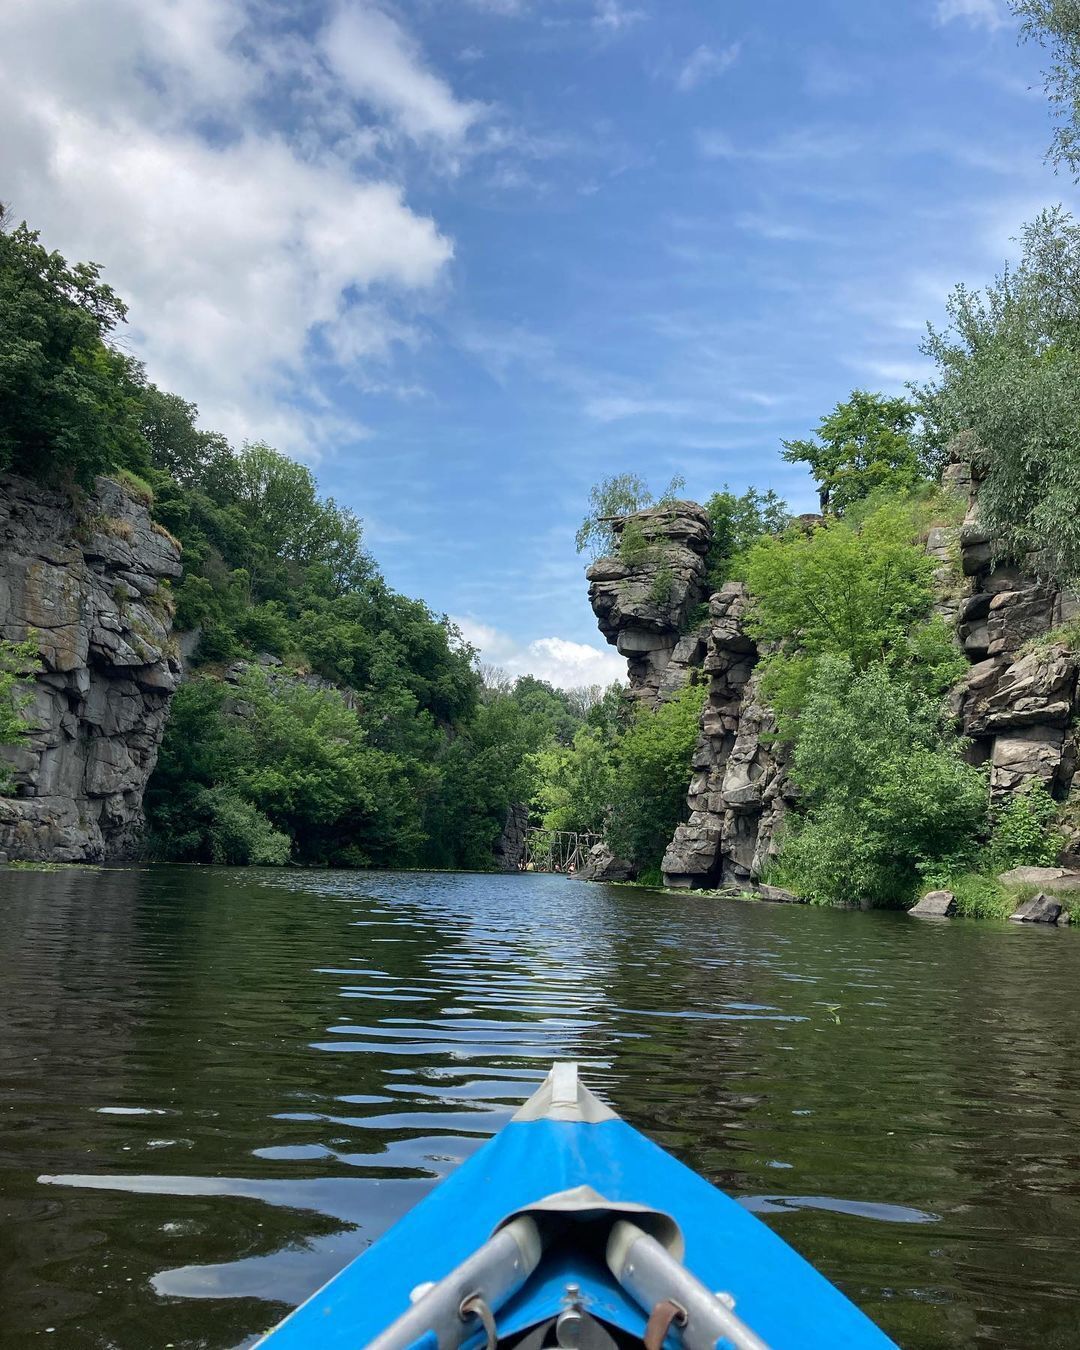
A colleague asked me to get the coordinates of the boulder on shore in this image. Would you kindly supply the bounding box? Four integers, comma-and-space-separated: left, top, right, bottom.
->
578, 842, 637, 883
909, 890, 957, 918
755, 884, 800, 904
1008, 892, 1068, 924
997, 866, 1080, 891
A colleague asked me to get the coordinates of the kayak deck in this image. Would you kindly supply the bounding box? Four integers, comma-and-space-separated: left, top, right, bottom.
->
257, 1063, 897, 1349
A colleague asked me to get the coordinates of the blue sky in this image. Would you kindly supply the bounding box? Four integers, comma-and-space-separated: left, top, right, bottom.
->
1, 0, 1075, 685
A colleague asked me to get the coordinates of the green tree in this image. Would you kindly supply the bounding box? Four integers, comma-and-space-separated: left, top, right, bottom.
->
704, 485, 790, 591
777, 657, 988, 906
147, 671, 429, 867
0, 212, 149, 485
1013, 0, 1080, 175
509, 675, 586, 746
921, 207, 1080, 585
424, 694, 538, 870
532, 726, 616, 834
781, 390, 924, 515
139, 385, 232, 487
607, 684, 704, 868
575, 472, 686, 559
0, 637, 41, 793
742, 501, 955, 732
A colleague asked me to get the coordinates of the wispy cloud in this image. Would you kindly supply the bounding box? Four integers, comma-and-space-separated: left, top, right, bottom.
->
844, 356, 937, 386
935, 0, 1008, 32
583, 394, 697, 422
698, 126, 863, 163
734, 211, 831, 243
593, 0, 646, 34
675, 42, 741, 92
322, 4, 485, 145
803, 50, 870, 98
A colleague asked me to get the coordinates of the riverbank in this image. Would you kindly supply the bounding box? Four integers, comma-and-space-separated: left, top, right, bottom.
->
617, 870, 1080, 924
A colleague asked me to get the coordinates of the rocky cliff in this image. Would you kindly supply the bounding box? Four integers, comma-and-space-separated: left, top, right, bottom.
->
586, 500, 711, 706
0, 474, 182, 861
590, 465, 1080, 891
943, 460, 1080, 821
661, 582, 792, 887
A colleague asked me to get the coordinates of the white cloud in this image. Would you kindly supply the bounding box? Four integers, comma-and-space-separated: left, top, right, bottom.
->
734, 211, 828, 242
453, 618, 626, 689
0, 0, 461, 459
322, 4, 484, 145
584, 394, 696, 422
935, 0, 1007, 30
593, 1, 646, 33
698, 126, 862, 162
675, 42, 741, 92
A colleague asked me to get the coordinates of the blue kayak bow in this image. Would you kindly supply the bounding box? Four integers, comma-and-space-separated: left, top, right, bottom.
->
257, 1063, 897, 1349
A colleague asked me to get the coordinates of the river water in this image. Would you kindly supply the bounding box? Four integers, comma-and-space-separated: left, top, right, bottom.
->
2, 867, 1079, 1349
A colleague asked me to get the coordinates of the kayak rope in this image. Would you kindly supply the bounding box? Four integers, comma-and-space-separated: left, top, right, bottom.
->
644, 1298, 687, 1350
460, 1291, 498, 1350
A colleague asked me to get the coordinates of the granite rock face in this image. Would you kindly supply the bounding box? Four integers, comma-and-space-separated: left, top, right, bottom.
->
945, 463, 1079, 815
493, 802, 529, 871
577, 840, 636, 882
587, 501, 711, 706
589, 459, 1080, 893
0, 474, 182, 861
661, 583, 793, 888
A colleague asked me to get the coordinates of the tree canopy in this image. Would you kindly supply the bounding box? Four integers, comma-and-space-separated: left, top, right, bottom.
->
781, 390, 925, 516
1014, 0, 1080, 176
920, 206, 1080, 585
0, 213, 149, 485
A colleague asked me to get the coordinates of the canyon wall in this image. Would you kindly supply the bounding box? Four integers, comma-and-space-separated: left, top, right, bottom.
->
0, 474, 183, 862
589, 466, 1080, 890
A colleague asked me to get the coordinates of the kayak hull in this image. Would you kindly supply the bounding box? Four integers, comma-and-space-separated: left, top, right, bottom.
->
257, 1068, 896, 1348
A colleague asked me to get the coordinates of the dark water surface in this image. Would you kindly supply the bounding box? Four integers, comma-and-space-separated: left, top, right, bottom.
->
2, 867, 1080, 1349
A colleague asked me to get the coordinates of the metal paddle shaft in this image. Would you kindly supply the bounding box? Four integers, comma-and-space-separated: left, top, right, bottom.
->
606, 1220, 772, 1350
365, 1215, 542, 1350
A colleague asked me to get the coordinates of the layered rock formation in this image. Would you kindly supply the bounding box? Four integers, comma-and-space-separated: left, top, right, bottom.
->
661, 583, 792, 888
944, 461, 1079, 811
592, 460, 1080, 893
586, 501, 711, 706
0, 474, 182, 861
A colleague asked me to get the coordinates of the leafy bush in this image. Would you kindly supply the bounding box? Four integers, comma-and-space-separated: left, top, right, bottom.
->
743, 501, 943, 735
776, 657, 987, 907
607, 684, 704, 869
648, 565, 674, 606
619, 519, 651, 564
198, 787, 291, 865
985, 783, 1062, 872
